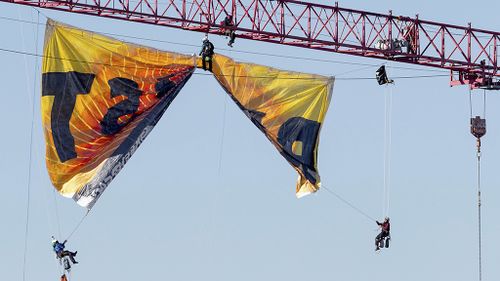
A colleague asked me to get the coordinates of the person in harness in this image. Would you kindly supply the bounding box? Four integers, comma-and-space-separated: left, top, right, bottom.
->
52, 237, 78, 264
375, 65, 394, 85
199, 35, 215, 72
375, 217, 391, 251
221, 15, 236, 47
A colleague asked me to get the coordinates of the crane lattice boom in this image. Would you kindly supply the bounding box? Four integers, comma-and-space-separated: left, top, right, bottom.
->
2, 0, 500, 88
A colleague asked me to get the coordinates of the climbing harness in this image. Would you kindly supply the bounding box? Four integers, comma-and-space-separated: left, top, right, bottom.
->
61, 256, 72, 272
376, 235, 391, 250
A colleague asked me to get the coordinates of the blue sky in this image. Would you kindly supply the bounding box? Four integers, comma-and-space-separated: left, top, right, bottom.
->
1, 1, 499, 281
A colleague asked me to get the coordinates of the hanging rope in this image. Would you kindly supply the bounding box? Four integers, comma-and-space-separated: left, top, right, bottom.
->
52, 188, 62, 238
65, 210, 90, 242
468, 88, 486, 281
483, 90, 486, 120
322, 185, 376, 222
477, 89, 486, 281
205, 94, 229, 264
217, 95, 227, 176
379, 63, 394, 219
22, 10, 40, 281
476, 144, 482, 281
469, 89, 473, 118
386, 84, 393, 217
382, 82, 393, 218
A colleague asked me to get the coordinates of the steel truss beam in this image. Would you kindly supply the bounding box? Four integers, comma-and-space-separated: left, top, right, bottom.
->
2, 0, 500, 89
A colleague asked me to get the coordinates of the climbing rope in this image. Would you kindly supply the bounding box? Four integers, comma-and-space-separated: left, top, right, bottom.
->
205, 93, 229, 266
483, 90, 486, 120
477, 89, 486, 281
217, 95, 227, 176
22, 10, 40, 281
52, 188, 62, 238
322, 185, 376, 222
65, 210, 90, 242
382, 80, 393, 218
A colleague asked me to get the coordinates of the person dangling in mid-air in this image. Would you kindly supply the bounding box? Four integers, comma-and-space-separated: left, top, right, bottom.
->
52, 236, 78, 264
375, 217, 391, 251
199, 35, 215, 72
375, 65, 394, 85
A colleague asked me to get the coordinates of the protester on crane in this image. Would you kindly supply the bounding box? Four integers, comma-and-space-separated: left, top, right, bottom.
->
199, 35, 215, 72
402, 24, 417, 54
375, 217, 391, 251
51, 236, 78, 264
375, 65, 394, 85
221, 15, 236, 47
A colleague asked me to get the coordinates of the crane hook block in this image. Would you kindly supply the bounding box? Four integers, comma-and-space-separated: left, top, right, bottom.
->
470, 116, 486, 139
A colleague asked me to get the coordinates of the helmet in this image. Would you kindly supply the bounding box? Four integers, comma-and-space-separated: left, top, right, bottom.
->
385, 217, 390, 222
202, 35, 209, 42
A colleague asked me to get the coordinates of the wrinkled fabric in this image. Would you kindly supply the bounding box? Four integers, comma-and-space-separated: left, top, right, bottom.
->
209, 54, 333, 197
42, 20, 195, 209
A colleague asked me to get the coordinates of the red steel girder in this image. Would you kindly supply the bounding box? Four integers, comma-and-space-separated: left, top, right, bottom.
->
2, 0, 500, 87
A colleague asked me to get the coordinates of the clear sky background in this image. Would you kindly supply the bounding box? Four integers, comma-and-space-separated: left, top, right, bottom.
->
1, 1, 499, 281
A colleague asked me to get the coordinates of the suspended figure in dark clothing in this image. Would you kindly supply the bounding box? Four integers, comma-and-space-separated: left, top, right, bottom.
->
199, 36, 215, 72
375, 217, 390, 251
52, 236, 78, 264
221, 15, 236, 47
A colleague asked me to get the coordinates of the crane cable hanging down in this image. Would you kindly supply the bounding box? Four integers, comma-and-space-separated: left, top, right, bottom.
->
469, 89, 486, 281
382, 65, 393, 219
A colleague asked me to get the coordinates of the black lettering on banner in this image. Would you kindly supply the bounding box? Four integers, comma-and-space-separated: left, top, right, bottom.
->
42, 72, 95, 162
155, 74, 176, 98
277, 117, 321, 184
100, 78, 142, 135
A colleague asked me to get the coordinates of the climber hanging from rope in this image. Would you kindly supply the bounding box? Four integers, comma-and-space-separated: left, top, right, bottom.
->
375, 217, 391, 251
376, 65, 394, 85
199, 35, 215, 72
51, 236, 78, 265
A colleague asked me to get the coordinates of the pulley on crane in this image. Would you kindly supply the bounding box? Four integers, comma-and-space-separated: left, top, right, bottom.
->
471, 116, 486, 144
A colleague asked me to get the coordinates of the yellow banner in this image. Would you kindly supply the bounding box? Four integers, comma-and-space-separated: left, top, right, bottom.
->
210, 54, 334, 197
42, 20, 195, 209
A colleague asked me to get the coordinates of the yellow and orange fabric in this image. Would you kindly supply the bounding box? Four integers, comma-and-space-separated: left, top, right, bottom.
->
42, 20, 195, 208
209, 55, 333, 197
42, 20, 333, 208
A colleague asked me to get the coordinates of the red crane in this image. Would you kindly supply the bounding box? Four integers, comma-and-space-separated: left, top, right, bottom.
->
2, 0, 500, 89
